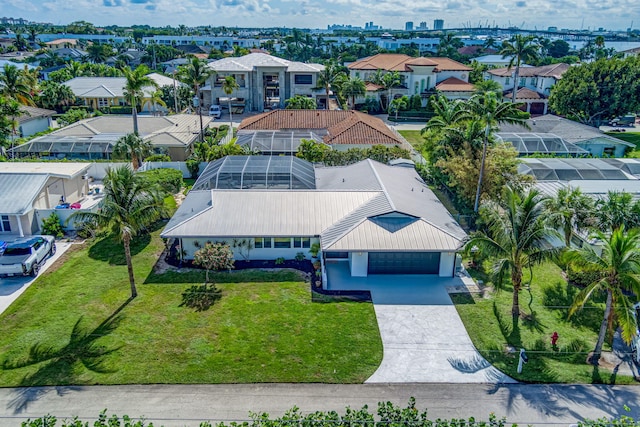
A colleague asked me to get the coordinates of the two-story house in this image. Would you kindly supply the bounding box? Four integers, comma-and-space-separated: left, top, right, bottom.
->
347, 54, 475, 106
484, 63, 570, 114
202, 53, 325, 112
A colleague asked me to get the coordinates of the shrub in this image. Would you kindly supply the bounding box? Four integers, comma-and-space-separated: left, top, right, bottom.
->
186, 158, 201, 179
275, 257, 285, 265
41, 212, 64, 238
145, 154, 171, 162
193, 242, 235, 282
136, 168, 183, 194
295, 252, 305, 261
58, 108, 88, 126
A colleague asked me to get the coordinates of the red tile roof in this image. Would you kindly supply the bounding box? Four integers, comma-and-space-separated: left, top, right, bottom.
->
365, 82, 384, 91
348, 54, 471, 73
435, 77, 476, 92
503, 87, 547, 100
488, 63, 570, 79
238, 110, 404, 146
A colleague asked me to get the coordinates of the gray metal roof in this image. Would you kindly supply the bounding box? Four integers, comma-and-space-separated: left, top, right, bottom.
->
495, 132, 589, 155
235, 130, 325, 154
207, 53, 324, 73
0, 174, 49, 215
519, 158, 635, 181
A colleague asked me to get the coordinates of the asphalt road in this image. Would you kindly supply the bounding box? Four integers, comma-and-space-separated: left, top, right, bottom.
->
0, 383, 638, 427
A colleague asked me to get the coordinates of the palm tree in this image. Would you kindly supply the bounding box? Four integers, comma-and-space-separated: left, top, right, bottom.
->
566, 226, 640, 365
467, 186, 559, 321
595, 191, 640, 232
466, 92, 530, 212
113, 133, 153, 170
317, 61, 345, 110
222, 75, 239, 128
0, 96, 21, 155
122, 65, 157, 136
0, 64, 34, 106
381, 71, 401, 110
142, 89, 167, 116
389, 97, 408, 121
178, 56, 211, 141
422, 95, 469, 134
69, 166, 166, 298
499, 35, 540, 103
473, 80, 503, 96
545, 187, 594, 247
341, 76, 366, 110
437, 33, 463, 58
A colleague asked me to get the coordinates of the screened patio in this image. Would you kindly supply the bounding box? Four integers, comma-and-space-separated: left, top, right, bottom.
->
495, 132, 589, 156
235, 130, 327, 155
9, 135, 115, 160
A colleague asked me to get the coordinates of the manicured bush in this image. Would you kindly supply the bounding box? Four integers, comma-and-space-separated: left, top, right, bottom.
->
145, 154, 171, 162
136, 168, 183, 194
41, 212, 64, 238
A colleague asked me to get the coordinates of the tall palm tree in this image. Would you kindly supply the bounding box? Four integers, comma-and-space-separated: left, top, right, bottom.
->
113, 133, 153, 170
317, 61, 345, 110
566, 226, 640, 365
122, 65, 157, 136
381, 71, 401, 110
499, 35, 540, 103
222, 75, 239, 128
341, 76, 366, 110
467, 186, 559, 320
466, 92, 530, 212
142, 89, 167, 116
178, 56, 211, 142
545, 187, 594, 247
69, 166, 166, 298
422, 95, 470, 134
0, 64, 34, 106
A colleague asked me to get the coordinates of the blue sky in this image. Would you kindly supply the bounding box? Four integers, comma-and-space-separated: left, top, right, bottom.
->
4, 0, 639, 31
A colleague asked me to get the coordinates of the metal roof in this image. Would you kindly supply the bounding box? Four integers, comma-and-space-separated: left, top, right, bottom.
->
519, 158, 635, 181
0, 162, 91, 178
0, 174, 49, 215
496, 132, 589, 155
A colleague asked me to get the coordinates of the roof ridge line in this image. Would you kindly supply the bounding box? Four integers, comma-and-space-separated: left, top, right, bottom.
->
321, 216, 369, 250
162, 196, 215, 235
368, 160, 396, 210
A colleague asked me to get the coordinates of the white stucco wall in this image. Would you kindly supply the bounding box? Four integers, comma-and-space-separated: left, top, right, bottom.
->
180, 237, 319, 260
349, 251, 369, 277
20, 117, 52, 138
439, 252, 456, 277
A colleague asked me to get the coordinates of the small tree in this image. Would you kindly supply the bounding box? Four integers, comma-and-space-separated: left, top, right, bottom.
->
193, 242, 235, 283
41, 212, 64, 238
285, 95, 317, 110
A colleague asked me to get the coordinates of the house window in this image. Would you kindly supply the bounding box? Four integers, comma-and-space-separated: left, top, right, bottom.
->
274, 238, 291, 248
294, 74, 313, 85
0, 215, 10, 232
520, 77, 526, 86
325, 251, 348, 259
530, 78, 537, 85
293, 237, 311, 248
254, 237, 272, 248
505, 77, 510, 85
603, 146, 616, 156
355, 72, 360, 78
97, 98, 109, 107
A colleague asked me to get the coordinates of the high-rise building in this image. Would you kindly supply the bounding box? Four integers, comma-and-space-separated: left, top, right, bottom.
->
405, 21, 414, 31
418, 21, 428, 30
433, 19, 444, 30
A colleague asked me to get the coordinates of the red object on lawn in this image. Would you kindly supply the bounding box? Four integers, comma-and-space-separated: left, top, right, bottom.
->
551, 331, 559, 346
70, 202, 82, 209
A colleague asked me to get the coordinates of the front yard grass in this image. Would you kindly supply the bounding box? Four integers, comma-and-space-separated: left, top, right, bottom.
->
0, 229, 382, 386
453, 261, 636, 384
398, 130, 425, 149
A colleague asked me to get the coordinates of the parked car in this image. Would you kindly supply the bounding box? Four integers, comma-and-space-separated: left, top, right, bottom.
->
0, 235, 56, 278
609, 115, 636, 127
208, 105, 222, 119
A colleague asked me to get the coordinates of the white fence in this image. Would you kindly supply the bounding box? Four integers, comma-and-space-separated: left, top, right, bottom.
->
137, 161, 209, 178
35, 203, 102, 232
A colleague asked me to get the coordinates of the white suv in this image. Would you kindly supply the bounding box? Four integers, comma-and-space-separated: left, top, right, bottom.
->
208, 105, 222, 118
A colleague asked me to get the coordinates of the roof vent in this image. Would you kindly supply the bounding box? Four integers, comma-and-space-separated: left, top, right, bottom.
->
342, 178, 345, 182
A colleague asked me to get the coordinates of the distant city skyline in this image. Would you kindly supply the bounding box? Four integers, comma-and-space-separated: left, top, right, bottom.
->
2, 0, 639, 32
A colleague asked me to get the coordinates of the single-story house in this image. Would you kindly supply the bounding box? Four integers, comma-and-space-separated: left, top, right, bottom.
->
497, 114, 635, 157
161, 156, 467, 288
16, 106, 56, 138
473, 55, 521, 68
10, 114, 212, 161
0, 162, 97, 237
236, 110, 410, 153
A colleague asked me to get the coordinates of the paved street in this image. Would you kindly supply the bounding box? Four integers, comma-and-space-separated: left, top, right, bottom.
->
0, 383, 638, 426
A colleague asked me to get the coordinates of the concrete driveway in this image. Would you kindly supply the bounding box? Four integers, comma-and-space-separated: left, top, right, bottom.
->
0, 241, 72, 315
326, 263, 514, 383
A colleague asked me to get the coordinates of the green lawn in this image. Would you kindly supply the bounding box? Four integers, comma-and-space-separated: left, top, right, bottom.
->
453, 261, 636, 384
0, 230, 382, 386
398, 130, 425, 149
606, 131, 640, 148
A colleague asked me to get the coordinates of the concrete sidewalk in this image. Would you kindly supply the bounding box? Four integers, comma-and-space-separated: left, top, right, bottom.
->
0, 383, 638, 427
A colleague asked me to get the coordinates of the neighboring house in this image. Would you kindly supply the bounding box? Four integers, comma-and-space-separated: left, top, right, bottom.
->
434, 77, 476, 100
40, 47, 88, 62
621, 46, 640, 58
202, 53, 325, 112
0, 162, 94, 237
10, 114, 211, 161
457, 46, 497, 57
236, 110, 409, 153
160, 58, 190, 74
45, 38, 79, 49
347, 54, 473, 105
16, 106, 55, 138
63, 75, 178, 111
497, 114, 634, 157
105, 49, 146, 68
485, 63, 570, 114
161, 156, 467, 287
473, 54, 520, 68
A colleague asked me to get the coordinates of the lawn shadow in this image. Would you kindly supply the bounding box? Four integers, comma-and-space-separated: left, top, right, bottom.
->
3, 298, 131, 414
179, 283, 222, 311
492, 301, 522, 348
542, 281, 603, 330
449, 292, 476, 305
88, 233, 151, 265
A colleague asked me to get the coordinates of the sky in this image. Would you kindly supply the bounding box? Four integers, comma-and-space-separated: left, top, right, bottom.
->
4, 0, 639, 31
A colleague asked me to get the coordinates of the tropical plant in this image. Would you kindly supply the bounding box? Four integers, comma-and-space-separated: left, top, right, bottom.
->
141, 89, 167, 115
465, 92, 530, 212
285, 95, 317, 110
178, 56, 211, 140
473, 79, 503, 95
341, 76, 366, 109
41, 212, 64, 238
467, 186, 559, 321
0, 64, 34, 105
565, 226, 640, 365
594, 191, 640, 232
193, 242, 235, 283
122, 65, 157, 136
37, 81, 76, 111
317, 61, 346, 110
112, 133, 153, 170
381, 71, 401, 110
86, 43, 114, 63
499, 35, 540, 103
422, 95, 469, 134
388, 96, 408, 121
0, 96, 21, 148
68, 166, 166, 298
545, 187, 594, 247
58, 108, 89, 126
222, 75, 240, 127
437, 33, 464, 58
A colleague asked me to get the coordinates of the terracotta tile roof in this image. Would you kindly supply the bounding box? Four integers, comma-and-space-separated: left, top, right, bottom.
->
488, 63, 570, 79
435, 77, 475, 92
503, 87, 546, 100
365, 82, 384, 91
238, 110, 404, 146
348, 54, 470, 73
